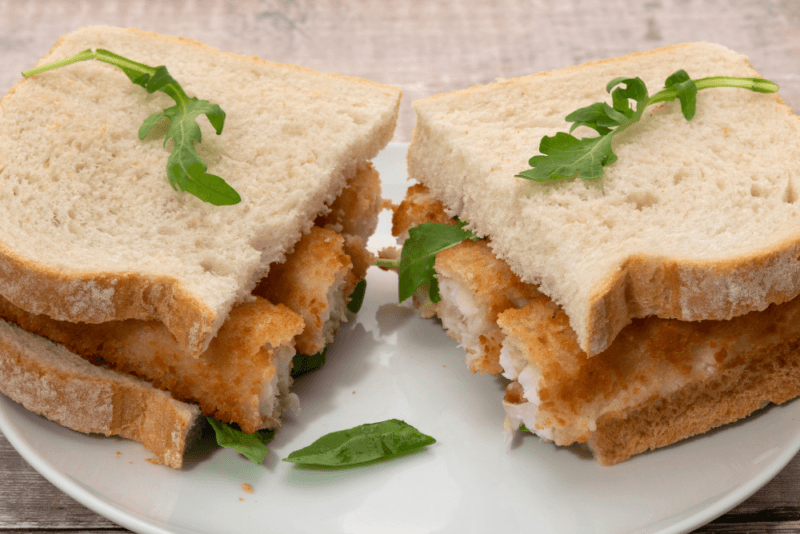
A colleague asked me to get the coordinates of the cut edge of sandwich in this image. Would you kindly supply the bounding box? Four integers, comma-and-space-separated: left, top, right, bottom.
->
393, 183, 800, 465
0, 147, 384, 437
0, 318, 203, 469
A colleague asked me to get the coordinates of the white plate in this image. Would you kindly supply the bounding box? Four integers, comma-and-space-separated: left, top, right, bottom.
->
2, 142, 800, 534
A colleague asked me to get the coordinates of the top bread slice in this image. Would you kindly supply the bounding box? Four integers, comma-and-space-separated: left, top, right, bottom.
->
0, 26, 400, 357
408, 42, 800, 357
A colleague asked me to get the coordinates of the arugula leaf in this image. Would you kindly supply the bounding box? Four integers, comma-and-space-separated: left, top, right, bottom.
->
283, 419, 436, 469
517, 72, 778, 182
516, 131, 617, 182
347, 279, 367, 313
517, 77, 648, 182
291, 347, 328, 378
397, 221, 480, 303
206, 417, 274, 465
22, 49, 240, 206
664, 69, 698, 120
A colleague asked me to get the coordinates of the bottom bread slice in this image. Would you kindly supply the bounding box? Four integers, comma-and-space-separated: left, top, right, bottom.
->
0, 319, 201, 469
587, 335, 800, 465
499, 297, 800, 465
393, 184, 800, 465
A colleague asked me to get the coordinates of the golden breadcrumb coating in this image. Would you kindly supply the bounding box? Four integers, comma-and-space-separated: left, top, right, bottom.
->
0, 295, 303, 433
499, 294, 800, 463
255, 227, 352, 356
258, 162, 381, 356
316, 162, 383, 242
342, 233, 373, 288
399, 183, 800, 464
392, 183, 454, 243
393, 183, 539, 373
435, 240, 540, 374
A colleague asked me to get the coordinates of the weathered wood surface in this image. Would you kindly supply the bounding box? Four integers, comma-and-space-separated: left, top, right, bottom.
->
2, 0, 800, 532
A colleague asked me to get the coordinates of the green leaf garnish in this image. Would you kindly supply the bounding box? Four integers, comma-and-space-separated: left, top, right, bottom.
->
206, 417, 274, 465
394, 221, 480, 303
22, 49, 241, 206
291, 347, 328, 378
283, 419, 436, 469
347, 279, 367, 313
517, 72, 779, 182
664, 69, 698, 120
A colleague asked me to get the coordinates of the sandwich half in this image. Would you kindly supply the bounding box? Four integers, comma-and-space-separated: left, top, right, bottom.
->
0, 26, 400, 465
395, 42, 800, 464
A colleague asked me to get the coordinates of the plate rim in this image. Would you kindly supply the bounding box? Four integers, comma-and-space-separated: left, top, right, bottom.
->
2, 141, 800, 534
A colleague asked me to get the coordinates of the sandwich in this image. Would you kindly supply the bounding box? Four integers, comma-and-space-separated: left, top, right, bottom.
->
390, 42, 800, 465
0, 26, 400, 467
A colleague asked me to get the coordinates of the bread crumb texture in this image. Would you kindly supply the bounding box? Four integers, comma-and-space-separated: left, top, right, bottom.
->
408, 42, 800, 356
0, 26, 400, 357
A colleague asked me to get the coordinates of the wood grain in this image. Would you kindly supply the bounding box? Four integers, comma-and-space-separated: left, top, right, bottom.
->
0, 431, 118, 530
2, 0, 800, 532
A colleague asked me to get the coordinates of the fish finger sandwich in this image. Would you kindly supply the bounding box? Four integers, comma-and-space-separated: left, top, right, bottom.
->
391, 42, 800, 464
0, 26, 400, 465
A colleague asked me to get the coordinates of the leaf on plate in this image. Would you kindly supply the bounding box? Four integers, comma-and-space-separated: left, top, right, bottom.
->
206, 417, 274, 465
283, 419, 436, 469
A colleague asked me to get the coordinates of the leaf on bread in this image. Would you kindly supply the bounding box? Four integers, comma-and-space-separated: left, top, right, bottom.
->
517, 71, 778, 183
23, 49, 240, 206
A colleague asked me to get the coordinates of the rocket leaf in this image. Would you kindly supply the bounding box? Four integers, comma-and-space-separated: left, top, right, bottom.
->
517, 72, 779, 183
206, 417, 274, 465
23, 49, 240, 206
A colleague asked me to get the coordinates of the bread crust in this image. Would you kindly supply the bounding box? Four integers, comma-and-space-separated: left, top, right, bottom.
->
498, 266, 800, 463
0, 244, 216, 360
395, 183, 800, 463
0, 320, 201, 468
0, 293, 303, 434
588, 337, 800, 465
586, 238, 800, 357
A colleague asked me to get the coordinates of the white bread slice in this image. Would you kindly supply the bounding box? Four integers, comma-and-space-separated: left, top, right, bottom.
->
0, 318, 202, 469
0, 156, 380, 434
408, 42, 800, 356
0, 26, 401, 357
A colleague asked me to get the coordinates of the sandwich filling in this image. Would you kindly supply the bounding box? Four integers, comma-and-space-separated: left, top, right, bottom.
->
0, 319, 202, 469
394, 184, 800, 464
0, 162, 382, 434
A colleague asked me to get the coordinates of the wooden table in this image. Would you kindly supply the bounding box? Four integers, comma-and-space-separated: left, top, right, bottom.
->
2, 0, 800, 532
